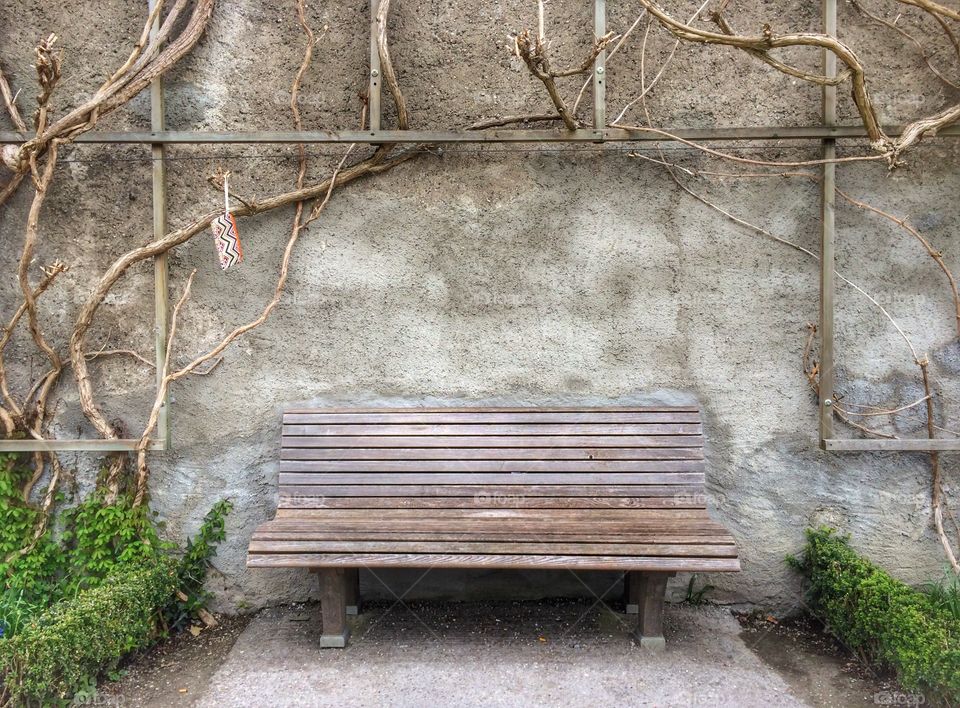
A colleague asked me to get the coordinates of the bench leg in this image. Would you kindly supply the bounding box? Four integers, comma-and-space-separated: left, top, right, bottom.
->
315, 568, 351, 648
345, 568, 361, 616
631, 571, 673, 651
624, 572, 640, 614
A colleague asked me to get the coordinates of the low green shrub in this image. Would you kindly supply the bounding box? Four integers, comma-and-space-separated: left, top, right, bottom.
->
0, 558, 177, 704
789, 528, 960, 704
0, 452, 235, 703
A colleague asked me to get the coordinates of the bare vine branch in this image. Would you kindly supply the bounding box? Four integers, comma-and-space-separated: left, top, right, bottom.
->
635, 0, 960, 162
0, 262, 66, 425
19, 142, 63, 435
852, 0, 960, 90
708, 9, 852, 86
468, 113, 560, 130
921, 359, 960, 572
635, 0, 886, 144
13, 0, 214, 169
834, 188, 960, 337
513, 20, 615, 130
375, 0, 409, 130
900, 0, 960, 23
134, 269, 196, 507
166, 148, 357, 386
70, 148, 418, 440
0, 61, 27, 132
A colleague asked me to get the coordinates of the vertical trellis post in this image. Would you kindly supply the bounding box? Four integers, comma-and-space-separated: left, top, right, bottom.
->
150, 0, 170, 450
819, 0, 838, 447
593, 0, 606, 132
369, 0, 382, 132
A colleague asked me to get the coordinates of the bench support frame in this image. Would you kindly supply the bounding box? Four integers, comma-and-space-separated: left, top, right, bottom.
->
314, 568, 351, 648
624, 572, 639, 614
345, 568, 361, 616
313, 567, 675, 650
629, 571, 675, 651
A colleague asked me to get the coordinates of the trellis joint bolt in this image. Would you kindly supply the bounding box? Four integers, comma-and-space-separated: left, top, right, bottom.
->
596, 67, 604, 74
371, 69, 380, 77
823, 399, 832, 407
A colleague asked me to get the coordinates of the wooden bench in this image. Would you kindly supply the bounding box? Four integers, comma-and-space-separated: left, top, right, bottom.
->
248, 406, 740, 649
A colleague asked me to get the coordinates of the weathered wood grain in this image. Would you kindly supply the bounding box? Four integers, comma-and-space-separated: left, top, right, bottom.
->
249, 406, 739, 580
277, 496, 708, 509
249, 553, 742, 571
249, 540, 738, 556
277, 484, 704, 498
279, 435, 704, 448
283, 411, 702, 424
279, 459, 703, 472
279, 447, 705, 461
278, 473, 706, 485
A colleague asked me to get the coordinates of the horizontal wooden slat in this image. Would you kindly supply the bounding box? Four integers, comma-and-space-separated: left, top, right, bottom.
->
283, 412, 701, 424
247, 553, 742, 571
279, 473, 705, 486
277, 447, 705, 461
268, 508, 709, 521
253, 530, 732, 544
277, 484, 704, 498
278, 496, 707, 509
279, 459, 702, 473
254, 529, 731, 543
283, 406, 701, 414
262, 518, 727, 533
282, 423, 702, 437
261, 515, 726, 529
249, 540, 737, 556
280, 435, 703, 449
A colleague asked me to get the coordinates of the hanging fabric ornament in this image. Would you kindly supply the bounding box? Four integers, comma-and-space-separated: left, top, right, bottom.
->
211, 172, 243, 270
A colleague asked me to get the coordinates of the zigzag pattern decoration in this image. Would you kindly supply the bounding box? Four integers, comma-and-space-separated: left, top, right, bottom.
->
211, 212, 243, 270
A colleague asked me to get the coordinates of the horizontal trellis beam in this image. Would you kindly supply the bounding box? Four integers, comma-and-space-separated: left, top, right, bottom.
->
0, 438, 166, 452
2, 125, 959, 145
823, 438, 960, 452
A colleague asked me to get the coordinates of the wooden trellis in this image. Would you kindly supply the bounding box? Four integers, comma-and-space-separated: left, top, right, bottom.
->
1, 0, 959, 453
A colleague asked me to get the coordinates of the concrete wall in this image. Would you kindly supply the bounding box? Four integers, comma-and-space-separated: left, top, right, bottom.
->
1, 0, 959, 612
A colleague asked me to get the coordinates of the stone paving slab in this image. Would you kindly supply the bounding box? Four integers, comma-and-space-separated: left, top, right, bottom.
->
198, 601, 804, 707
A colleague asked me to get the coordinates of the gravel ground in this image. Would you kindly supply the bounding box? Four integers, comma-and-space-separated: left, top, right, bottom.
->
737, 613, 899, 708
100, 616, 250, 706
104, 599, 898, 707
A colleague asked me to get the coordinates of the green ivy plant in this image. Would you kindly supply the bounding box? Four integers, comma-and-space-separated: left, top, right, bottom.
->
0, 454, 65, 616
60, 492, 168, 592
0, 452, 234, 704
165, 499, 233, 633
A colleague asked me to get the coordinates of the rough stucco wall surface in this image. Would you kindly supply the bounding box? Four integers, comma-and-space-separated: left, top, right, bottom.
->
1, 0, 959, 613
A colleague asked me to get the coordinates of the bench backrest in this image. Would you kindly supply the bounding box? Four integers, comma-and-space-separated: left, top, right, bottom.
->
278, 407, 706, 511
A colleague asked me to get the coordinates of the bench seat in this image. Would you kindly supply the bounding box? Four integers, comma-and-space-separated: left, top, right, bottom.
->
248, 406, 740, 648
249, 513, 738, 570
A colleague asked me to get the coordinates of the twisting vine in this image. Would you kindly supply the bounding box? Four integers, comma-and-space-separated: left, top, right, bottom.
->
0, 0, 958, 576
502, 2, 960, 570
